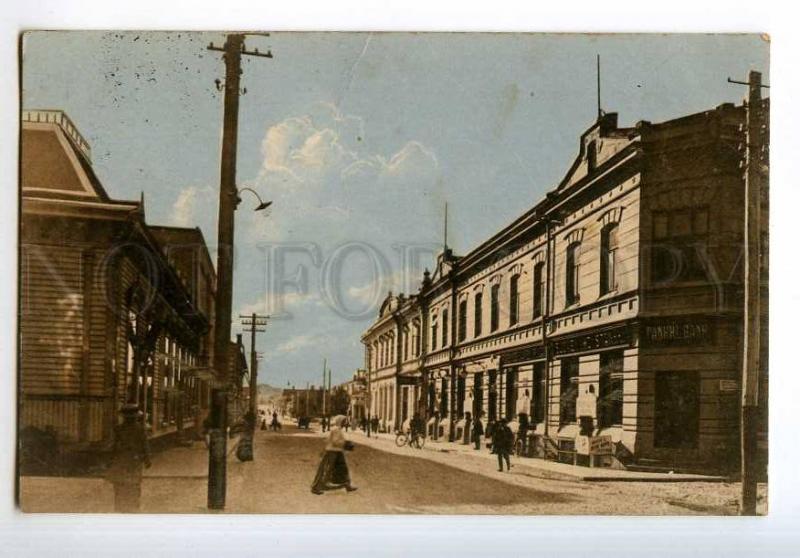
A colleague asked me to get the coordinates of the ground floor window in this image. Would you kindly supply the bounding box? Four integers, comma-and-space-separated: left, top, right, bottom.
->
504, 367, 517, 420
559, 357, 579, 425
441, 378, 448, 416
598, 351, 624, 427
473, 372, 484, 418
488, 370, 498, 422
654, 371, 700, 449
456, 375, 465, 419
532, 362, 546, 423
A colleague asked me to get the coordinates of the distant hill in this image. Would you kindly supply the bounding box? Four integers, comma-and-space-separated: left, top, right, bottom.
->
257, 384, 284, 407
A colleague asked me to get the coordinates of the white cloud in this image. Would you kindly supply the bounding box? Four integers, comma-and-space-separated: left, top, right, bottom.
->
275, 334, 329, 355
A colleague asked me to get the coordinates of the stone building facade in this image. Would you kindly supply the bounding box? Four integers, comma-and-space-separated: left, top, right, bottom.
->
361, 101, 768, 473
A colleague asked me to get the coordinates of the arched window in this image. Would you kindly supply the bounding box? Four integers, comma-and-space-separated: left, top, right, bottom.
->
600, 223, 619, 295
458, 298, 468, 342
490, 284, 500, 332
509, 274, 520, 326
533, 261, 545, 318
474, 292, 483, 337
565, 242, 581, 306
431, 316, 438, 351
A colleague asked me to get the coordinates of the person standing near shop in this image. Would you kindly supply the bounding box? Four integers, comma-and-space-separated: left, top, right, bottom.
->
493, 418, 513, 472
106, 404, 151, 512
472, 413, 484, 450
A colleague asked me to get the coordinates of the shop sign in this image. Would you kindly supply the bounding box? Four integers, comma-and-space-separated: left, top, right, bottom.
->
552, 324, 631, 356
644, 318, 713, 346
589, 435, 614, 455
500, 345, 546, 365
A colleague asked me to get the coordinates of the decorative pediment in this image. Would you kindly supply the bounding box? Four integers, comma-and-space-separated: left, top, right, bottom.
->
531, 251, 546, 265
598, 206, 624, 226
563, 228, 585, 245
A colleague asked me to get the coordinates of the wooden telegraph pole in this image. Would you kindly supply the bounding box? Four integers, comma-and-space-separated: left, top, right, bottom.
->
728, 70, 769, 516
241, 313, 268, 424
206, 33, 272, 510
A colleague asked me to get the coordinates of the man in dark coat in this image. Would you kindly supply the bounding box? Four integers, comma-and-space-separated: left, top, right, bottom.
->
472, 415, 484, 450
493, 418, 513, 472
106, 404, 151, 512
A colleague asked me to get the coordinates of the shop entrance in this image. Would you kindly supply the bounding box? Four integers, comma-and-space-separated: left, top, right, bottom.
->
654, 371, 700, 449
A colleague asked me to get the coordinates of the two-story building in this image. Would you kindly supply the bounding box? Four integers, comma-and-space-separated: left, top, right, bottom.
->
361, 99, 768, 473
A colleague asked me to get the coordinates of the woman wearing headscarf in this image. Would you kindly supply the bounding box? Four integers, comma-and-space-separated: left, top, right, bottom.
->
311, 415, 357, 495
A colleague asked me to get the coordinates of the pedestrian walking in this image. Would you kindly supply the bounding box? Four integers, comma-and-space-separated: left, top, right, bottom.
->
271, 411, 280, 431
311, 415, 357, 495
106, 404, 151, 512
493, 418, 513, 472
472, 414, 484, 450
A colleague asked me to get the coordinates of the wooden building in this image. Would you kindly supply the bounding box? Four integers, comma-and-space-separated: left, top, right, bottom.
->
361, 100, 768, 473
19, 110, 219, 469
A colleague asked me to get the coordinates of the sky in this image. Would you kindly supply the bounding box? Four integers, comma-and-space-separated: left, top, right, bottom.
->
21, 31, 769, 389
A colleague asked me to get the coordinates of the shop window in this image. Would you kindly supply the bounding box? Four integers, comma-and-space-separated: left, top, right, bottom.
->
559, 357, 579, 425
441, 309, 449, 347
509, 274, 520, 326
533, 262, 545, 318
457, 375, 466, 418
654, 371, 700, 449
651, 207, 709, 284
598, 351, 624, 427
474, 292, 483, 337
505, 367, 518, 420
488, 370, 498, 422
458, 299, 468, 342
490, 284, 500, 332
532, 361, 546, 423
441, 378, 449, 415
600, 223, 619, 295
473, 372, 484, 418
565, 242, 581, 306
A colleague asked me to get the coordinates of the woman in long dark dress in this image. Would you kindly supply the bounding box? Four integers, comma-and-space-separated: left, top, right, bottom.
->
311, 415, 357, 495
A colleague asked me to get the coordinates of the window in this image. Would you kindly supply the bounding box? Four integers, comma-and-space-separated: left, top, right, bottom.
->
403, 327, 410, 361
441, 378, 449, 415
651, 207, 709, 283
473, 372, 484, 418
456, 375, 465, 418
509, 274, 520, 326
598, 351, 624, 427
490, 284, 500, 332
458, 299, 468, 342
474, 292, 483, 337
441, 309, 449, 347
559, 357, 579, 425
587, 140, 597, 171
533, 262, 545, 318
504, 367, 518, 420
532, 362, 546, 423
654, 372, 699, 449
431, 320, 438, 351
565, 242, 581, 306
600, 223, 619, 295
488, 370, 498, 422
413, 322, 420, 356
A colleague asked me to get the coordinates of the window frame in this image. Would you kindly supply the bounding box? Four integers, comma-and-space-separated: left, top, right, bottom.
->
565, 242, 581, 307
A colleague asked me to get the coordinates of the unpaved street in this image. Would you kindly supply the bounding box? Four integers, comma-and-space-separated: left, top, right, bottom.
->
20, 426, 766, 514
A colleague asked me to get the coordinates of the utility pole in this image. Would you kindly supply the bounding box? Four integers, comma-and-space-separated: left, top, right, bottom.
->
206, 33, 273, 511
241, 313, 268, 424
321, 358, 327, 418
728, 70, 769, 516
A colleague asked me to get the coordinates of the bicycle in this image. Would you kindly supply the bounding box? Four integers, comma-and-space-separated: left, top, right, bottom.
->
395, 430, 426, 449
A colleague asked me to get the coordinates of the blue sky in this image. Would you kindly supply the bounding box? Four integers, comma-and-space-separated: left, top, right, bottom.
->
21, 32, 768, 388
